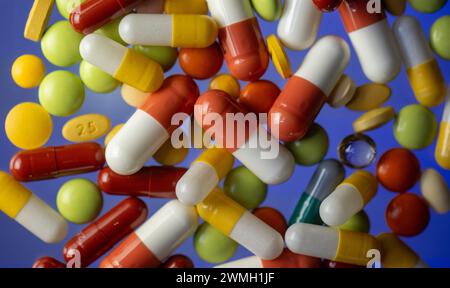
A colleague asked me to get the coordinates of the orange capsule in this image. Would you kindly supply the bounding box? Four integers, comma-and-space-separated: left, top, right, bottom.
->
239, 80, 280, 114
179, 42, 223, 80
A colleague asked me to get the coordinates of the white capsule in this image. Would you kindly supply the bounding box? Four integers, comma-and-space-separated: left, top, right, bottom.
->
176, 162, 219, 205
277, 0, 322, 51
320, 185, 364, 226
215, 256, 262, 268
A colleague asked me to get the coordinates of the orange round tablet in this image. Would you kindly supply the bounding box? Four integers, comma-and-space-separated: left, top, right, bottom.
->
239, 80, 280, 114
179, 42, 223, 80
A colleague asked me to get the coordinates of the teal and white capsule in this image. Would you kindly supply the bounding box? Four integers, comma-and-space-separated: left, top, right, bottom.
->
289, 159, 345, 225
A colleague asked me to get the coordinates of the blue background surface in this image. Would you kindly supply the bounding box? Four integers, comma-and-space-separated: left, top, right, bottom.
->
0, 1, 449, 268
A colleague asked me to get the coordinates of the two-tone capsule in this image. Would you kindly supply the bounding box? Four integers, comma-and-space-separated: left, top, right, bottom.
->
320, 170, 378, 226
285, 223, 380, 266
176, 148, 234, 205
436, 88, 450, 170
80, 34, 164, 93
269, 36, 350, 142
0, 172, 67, 243
10, 143, 105, 182
393, 16, 446, 107
289, 159, 345, 226
119, 14, 217, 48
339, 0, 401, 83
100, 200, 198, 268
98, 166, 187, 198
196, 188, 284, 260
106, 75, 199, 175
64, 197, 148, 267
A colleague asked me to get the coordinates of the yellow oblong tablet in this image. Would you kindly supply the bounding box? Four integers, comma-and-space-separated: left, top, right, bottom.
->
62, 114, 111, 143
24, 0, 54, 42
5, 102, 53, 150
353, 106, 396, 133
104, 123, 124, 147
267, 34, 292, 79
346, 83, 391, 111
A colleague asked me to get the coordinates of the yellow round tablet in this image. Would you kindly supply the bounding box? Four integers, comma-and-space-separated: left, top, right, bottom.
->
11, 55, 46, 89
209, 74, 241, 99
154, 139, 189, 166
267, 34, 292, 79
353, 106, 396, 133
5, 102, 53, 149
346, 83, 391, 111
121, 84, 151, 108
104, 123, 124, 146
328, 74, 356, 108
62, 114, 111, 143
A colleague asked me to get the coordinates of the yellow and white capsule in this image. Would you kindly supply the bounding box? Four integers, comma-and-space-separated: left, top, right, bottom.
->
285, 223, 380, 266
393, 16, 446, 107
0, 171, 68, 243
196, 188, 284, 260
436, 85, 450, 170
80, 34, 164, 93
119, 14, 218, 48
377, 233, 428, 268
320, 170, 378, 226
176, 148, 234, 205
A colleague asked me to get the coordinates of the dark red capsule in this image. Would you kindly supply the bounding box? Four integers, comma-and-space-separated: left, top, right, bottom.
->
32, 257, 66, 268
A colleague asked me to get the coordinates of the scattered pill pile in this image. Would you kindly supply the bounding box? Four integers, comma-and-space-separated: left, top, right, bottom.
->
1, 0, 450, 268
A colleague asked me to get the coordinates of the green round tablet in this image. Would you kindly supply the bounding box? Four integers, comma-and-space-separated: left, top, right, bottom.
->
251, 0, 282, 22
286, 123, 329, 166
194, 223, 237, 263
430, 15, 450, 60
96, 17, 127, 46
57, 178, 103, 224
224, 166, 267, 210
133, 45, 178, 72
393, 104, 438, 150
79, 60, 119, 93
408, 0, 447, 13
39, 70, 85, 117
56, 0, 86, 19
339, 210, 371, 233
41, 21, 83, 67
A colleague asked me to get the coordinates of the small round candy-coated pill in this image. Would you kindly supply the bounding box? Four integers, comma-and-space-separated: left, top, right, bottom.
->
39, 70, 85, 117
408, 0, 447, 13
346, 84, 391, 112
153, 139, 189, 166
420, 168, 450, 214
286, 123, 329, 166
161, 255, 194, 268
224, 166, 268, 210
57, 178, 103, 224
338, 133, 376, 169
121, 84, 151, 108
253, 207, 288, 235
312, 0, 343, 12
194, 222, 238, 264
393, 104, 438, 150
62, 114, 111, 143
133, 45, 179, 72
79, 61, 120, 94
430, 16, 450, 60
328, 75, 356, 108
267, 34, 292, 79
11, 55, 46, 88
5, 102, 53, 150
250, 0, 282, 21
353, 106, 395, 134
56, 0, 86, 19
376, 148, 421, 193
239, 80, 280, 114
339, 210, 370, 233
41, 21, 83, 67
104, 123, 124, 146
209, 74, 241, 100
179, 42, 223, 80
32, 257, 66, 268
386, 193, 430, 237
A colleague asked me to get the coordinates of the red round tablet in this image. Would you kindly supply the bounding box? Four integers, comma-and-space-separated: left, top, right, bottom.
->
253, 207, 288, 235
312, 0, 343, 12
161, 254, 194, 268
376, 148, 421, 193
386, 193, 430, 237
179, 42, 223, 80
